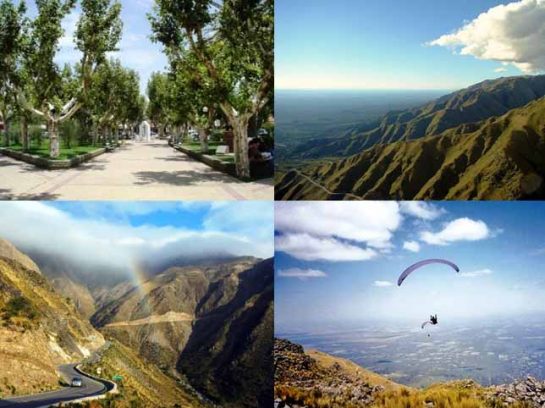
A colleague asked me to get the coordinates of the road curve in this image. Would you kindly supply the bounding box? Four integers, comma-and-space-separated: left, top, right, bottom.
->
0, 364, 112, 408
282, 169, 364, 200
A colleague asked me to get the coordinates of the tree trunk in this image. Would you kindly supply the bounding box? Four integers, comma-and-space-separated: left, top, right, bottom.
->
199, 127, 208, 154
2, 110, 9, 147
21, 116, 29, 152
232, 117, 250, 179
248, 114, 259, 140
49, 119, 60, 158
3, 119, 10, 147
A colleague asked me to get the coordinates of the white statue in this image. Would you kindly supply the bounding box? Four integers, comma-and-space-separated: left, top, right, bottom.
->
138, 121, 151, 142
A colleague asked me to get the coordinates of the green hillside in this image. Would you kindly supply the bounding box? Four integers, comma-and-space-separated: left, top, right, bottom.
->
276, 95, 545, 200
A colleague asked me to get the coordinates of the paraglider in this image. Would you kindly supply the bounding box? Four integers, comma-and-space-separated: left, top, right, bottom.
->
397, 259, 459, 334
421, 314, 438, 329
397, 259, 459, 286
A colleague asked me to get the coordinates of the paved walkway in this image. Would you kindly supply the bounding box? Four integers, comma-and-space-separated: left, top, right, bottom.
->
0, 141, 273, 200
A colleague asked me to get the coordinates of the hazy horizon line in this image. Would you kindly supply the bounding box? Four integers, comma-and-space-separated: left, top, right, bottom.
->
275, 87, 454, 92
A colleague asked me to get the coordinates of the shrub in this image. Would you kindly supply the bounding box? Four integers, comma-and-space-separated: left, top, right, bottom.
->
2, 296, 38, 321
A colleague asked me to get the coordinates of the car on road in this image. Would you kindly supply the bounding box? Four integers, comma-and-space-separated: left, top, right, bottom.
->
71, 377, 83, 387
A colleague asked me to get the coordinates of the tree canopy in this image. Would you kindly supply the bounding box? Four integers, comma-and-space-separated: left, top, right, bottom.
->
149, 0, 274, 178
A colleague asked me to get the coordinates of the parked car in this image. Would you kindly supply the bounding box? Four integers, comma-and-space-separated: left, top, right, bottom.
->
71, 377, 83, 387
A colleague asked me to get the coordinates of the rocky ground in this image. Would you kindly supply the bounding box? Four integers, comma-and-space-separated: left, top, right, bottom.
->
274, 338, 384, 407
488, 376, 545, 407
275, 338, 545, 408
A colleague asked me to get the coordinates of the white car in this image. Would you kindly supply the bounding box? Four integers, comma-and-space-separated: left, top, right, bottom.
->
71, 377, 83, 387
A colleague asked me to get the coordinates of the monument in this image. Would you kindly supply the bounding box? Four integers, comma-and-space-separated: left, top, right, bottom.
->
138, 121, 151, 142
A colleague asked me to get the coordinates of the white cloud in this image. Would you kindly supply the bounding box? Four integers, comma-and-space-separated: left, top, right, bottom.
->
495, 66, 508, 73
403, 240, 421, 253
429, 0, 545, 73
420, 218, 491, 245
459, 268, 493, 278
278, 268, 327, 280
373, 280, 393, 287
275, 233, 377, 262
400, 202, 444, 220
0, 202, 273, 277
275, 202, 401, 250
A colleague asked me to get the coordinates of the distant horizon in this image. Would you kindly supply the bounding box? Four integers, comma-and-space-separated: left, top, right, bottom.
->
275, 88, 454, 92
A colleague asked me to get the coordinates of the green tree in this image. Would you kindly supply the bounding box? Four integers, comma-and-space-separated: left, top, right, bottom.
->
89, 59, 142, 145
18, 0, 122, 158
0, 0, 28, 147
150, 0, 274, 178
146, 72, 170, 139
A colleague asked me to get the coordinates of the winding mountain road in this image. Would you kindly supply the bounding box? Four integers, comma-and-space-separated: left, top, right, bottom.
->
280, 169, 364, 200
0, 364, 112, 408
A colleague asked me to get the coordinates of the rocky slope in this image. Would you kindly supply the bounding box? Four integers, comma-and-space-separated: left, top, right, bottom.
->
294, 75, 545, 160
90, 257, 273, 407
26, 252, 133, 319
277, 95, 545, 200
275, 338, 543, 408
0, 239, 105, 398
178, 258, 274, 408
274, 338, 402, 408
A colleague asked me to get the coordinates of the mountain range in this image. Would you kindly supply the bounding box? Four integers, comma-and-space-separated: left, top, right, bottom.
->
0, 238, 273, 407
276, 75, 545, 200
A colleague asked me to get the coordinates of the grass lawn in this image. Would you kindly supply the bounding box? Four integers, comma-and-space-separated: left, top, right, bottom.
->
5, 143, 100, 160
181, 141, 221, 155
180, 141, 235, 164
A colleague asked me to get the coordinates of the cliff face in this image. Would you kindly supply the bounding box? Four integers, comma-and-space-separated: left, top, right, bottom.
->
178, 258, 274, 408
277, 96, 545, 200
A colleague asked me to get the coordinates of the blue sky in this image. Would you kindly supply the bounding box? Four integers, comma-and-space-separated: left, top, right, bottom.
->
276, 202, 545, 331
26, 0, 168, 93
0, 201, 273, 273
276, 0, 545, 90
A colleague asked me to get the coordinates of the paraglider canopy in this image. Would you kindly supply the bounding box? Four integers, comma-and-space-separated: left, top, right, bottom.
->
397, 259, 459, 286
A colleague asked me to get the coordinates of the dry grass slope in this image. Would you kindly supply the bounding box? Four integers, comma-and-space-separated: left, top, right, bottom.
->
81, 340, 207, 408
275, 339, 537, 408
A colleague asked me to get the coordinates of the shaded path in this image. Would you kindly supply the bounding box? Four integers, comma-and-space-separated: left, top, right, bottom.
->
0, 141, 273, 200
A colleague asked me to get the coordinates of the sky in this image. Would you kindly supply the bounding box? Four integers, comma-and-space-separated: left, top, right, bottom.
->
276, 0, 545, 90
275, 202, 545, 331
0, 201, 273, 276
26, 0, 168, 93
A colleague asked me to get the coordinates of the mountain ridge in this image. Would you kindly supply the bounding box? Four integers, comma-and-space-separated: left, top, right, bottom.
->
290, 75, 545, 161
277, 93, 545, 200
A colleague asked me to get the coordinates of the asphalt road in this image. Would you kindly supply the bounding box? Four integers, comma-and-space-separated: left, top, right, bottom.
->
0, 364, 110, 408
